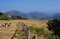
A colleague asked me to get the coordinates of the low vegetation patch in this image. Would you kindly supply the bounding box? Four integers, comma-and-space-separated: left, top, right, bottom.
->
29, 26, 57, 39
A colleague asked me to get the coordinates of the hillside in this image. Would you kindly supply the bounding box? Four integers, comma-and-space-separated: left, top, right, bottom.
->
0, 12, 27, 20
0, 20, 48, 39
5, 10, 28, 18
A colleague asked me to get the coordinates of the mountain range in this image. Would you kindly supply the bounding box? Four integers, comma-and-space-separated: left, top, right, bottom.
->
5, 10, 60, 20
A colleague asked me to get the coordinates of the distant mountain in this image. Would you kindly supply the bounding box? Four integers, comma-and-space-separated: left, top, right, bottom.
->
5, 10, 28, 18
0, 12, 27, 20
52, 13, 60, 19
5, 10, 60, 20
28, 11, 46, 19
27, 11, 56, 20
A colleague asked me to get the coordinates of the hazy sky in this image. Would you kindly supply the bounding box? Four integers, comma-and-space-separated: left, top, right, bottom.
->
0, 0, 60, 12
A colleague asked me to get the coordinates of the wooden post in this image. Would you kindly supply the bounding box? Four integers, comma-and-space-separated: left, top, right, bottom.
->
35, 34, 37, 39
27, 30, 30, 39
17, 22, 31, 39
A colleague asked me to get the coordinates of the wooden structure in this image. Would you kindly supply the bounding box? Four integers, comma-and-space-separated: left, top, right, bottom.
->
11, 22, 37, 39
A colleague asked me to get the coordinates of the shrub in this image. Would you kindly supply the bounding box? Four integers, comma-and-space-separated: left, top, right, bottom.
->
47, 18, 60, 39
29, 26, 57, 39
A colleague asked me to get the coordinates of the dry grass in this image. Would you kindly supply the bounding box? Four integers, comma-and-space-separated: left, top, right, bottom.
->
17, 20, 48, 28
0, 20, 48, 39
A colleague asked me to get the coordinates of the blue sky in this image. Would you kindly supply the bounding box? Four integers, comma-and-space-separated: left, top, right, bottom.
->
0, 0, 60, 12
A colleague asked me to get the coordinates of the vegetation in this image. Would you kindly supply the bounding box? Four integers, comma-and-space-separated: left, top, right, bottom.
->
29, 26, 57, 39
0, 12, 3, 16
47, 18, 60, 39
11, 16, 28, 20
0, 20, 58, 39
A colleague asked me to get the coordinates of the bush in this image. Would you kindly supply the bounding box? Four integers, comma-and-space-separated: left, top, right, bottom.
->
29, 26, 57, 39
47, 19, 60, 39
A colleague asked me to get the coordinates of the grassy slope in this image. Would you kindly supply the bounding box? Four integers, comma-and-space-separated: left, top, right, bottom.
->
0, 20, 48, 39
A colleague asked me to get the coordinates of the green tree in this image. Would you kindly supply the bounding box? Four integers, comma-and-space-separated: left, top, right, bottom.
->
47, 19, 60, 39
0, 12, 3, 16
